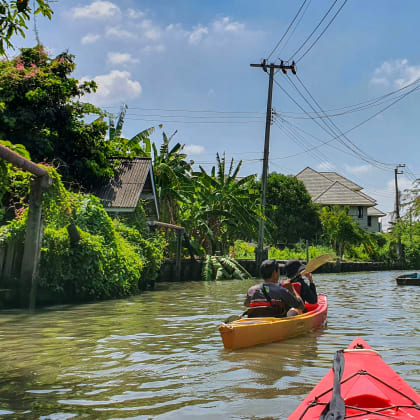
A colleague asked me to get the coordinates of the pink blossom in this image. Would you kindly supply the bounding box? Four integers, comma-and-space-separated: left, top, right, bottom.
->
16, 62, 24, 71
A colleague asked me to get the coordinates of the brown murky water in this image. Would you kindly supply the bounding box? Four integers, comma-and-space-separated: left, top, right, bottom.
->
0, 270, 418, 419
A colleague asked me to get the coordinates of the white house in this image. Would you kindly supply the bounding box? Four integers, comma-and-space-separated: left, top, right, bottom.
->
296, 167, 386, 233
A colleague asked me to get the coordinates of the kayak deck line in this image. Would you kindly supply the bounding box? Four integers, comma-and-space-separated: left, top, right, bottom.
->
289, 337, 420, 420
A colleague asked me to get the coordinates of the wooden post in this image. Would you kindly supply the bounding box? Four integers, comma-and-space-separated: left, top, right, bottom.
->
175, 229, 183, 281
20, 175, 51, 310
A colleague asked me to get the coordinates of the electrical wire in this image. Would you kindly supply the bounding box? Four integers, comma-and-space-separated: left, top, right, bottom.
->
295, 0, 348, 63
125, 113, 265, 120
284, 73, 395, 170
103, 106, 265, 115
272, 77, 419, 170
276, 76, 420, 117
267, 0, 309, 60
124, 117, 265, 125
277, 0, 312, 57
288, 0, 339, 61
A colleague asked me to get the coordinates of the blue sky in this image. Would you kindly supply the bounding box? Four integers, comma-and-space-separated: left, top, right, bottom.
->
15, 0, 420, 220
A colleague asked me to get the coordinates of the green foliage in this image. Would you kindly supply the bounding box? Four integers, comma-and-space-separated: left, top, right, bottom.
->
320, 206, 365, 258
0, 0, 53, 55
0, 164, 165, 301
264, 172, 322, 244
231, 239, 335, 261
201, 255, 252, 281
114, 220, 166, 288
0, 140, 32, 223
181, 153, 259, 255
152, 130, 194, 225
0, 45, 118, 188
108, 104, 158, 158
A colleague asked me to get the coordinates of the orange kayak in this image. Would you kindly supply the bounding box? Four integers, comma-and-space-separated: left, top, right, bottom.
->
219, 294, 327, 350
288, 337, 420, 419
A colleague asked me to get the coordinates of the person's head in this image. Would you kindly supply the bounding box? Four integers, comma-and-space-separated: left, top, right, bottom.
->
260, 259, 280, 282
285, 259, 306, 279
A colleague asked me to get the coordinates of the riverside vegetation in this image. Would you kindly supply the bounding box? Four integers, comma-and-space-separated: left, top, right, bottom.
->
0, 44, 419, 305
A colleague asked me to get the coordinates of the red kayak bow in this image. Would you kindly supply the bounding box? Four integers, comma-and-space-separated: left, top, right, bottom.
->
289, 337, 420, 419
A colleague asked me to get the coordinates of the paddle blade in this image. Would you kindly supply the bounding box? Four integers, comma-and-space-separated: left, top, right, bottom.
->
303, 253, 334, 274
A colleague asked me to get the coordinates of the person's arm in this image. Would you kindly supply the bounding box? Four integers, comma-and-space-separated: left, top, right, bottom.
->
303, 273, 317, 303
281, 280, 304, 309
244, 295, 251, 307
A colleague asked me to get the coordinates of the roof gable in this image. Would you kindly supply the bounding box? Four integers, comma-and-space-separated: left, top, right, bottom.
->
314, 181, 375, 206
296, 167, 333, 198
367, 207, 387, 217
94, 158, 158, 213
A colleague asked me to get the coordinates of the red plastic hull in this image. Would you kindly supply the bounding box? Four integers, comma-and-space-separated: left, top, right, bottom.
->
288, 337, 420, 419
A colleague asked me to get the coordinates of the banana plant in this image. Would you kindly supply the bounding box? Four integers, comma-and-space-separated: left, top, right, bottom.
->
107, 104, 160, 158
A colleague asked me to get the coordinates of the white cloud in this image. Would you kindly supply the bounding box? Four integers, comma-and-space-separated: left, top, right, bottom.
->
139, 20, 161, 40
371, 59, 420, 88
127, 8, 144, 19
81, 33, 101, 45
82, 70, 142, 106
184, 144, 206, 155
142, 44, 166, 54
345, 164, 371, 175
317, 162, 336, 171
188, 25, 208, 45
71, 1, 120, 20
213, 17, 245, 33
105, 26, 136, 40
107, 52, 139, 66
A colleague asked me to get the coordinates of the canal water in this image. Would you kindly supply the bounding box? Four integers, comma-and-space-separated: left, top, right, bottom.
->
0, 271, 418, 419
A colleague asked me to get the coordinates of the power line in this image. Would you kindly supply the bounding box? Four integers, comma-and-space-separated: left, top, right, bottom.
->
124, 117, 265, 124
290, 74, 395, 169
125, 113, 265, 119
276, 118, 396, 199
103, 106, 265, 115
267, 0, 309, 60
277, 0, 312, 57
295, 0, 348, 63
276, 77, 420, 117
288, 0, 340, 61
273, 76, 390, 170
271, 77, 419, 167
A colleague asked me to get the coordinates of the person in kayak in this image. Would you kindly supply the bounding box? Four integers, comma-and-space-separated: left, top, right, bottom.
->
282, 259, 318, 304
244, 259, 305, 318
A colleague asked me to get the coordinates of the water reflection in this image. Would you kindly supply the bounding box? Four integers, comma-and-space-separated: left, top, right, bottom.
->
0, 271, 418, 419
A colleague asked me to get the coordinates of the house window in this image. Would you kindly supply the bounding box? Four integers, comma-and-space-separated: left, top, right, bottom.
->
368, 216, 372, 226
358, 206, 364, 218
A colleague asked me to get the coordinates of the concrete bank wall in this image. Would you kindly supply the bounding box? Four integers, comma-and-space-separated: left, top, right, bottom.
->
157, 259, 400, 282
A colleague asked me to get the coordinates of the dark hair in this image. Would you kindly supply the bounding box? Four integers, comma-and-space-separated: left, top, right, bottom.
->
260, 259, 279, 280
285, 259, 306, 278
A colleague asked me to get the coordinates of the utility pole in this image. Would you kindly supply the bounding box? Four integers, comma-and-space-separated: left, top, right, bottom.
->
394, 164, 405, 264
250, 59, 297, 271
394, 164, 405, 220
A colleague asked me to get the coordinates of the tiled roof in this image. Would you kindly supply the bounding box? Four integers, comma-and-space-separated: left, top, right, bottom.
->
319, 171, 362, 191
367, 207, 387, 217
357, 190, 377, 204
296, 167, 334, 198
94, 158, 154, 209
313, 182, 375, 206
